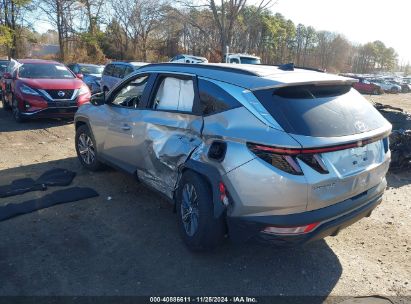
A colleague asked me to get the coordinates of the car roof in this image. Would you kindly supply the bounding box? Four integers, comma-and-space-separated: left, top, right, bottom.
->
182, 55, 207, 60
137, 63, 356, 90
229, 53, 261, 59
77, 63, 103, 67
18, 59, 61, 65
109, 61, 148, 67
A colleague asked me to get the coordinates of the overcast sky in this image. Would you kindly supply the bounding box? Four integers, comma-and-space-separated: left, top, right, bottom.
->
273, 0, 411, 64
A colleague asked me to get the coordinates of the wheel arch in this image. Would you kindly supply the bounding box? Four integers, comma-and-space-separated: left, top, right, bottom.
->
177, 159, 226, 219
75, 117, 91, 131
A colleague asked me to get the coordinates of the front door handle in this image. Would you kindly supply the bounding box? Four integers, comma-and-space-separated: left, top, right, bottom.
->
121, 124, 131, 131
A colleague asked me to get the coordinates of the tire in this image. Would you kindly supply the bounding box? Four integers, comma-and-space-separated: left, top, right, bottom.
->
1, 93, 11, 110
390, 87, 399, 94
75, 124, 102, 171
372, 88, 379, 95
12, 96, 25, 123
176, 171, 225, 251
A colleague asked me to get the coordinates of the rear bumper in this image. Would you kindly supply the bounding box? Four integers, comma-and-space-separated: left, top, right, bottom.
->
227, 180, 385, 246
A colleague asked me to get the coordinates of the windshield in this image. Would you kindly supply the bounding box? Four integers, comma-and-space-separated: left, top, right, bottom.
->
80, 65, 104, 75
0, 61, 9, 73
253, 86, 387, 137
240, 57, 261, 64
19, 63, 74, 79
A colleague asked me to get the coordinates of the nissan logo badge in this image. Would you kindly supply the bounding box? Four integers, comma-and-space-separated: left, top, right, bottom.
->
58, 91, 65, 97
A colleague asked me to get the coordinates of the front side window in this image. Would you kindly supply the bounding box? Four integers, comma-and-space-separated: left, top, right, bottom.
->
18, 63, 74, 79
111, 76, 148, 108
153, 76, 194, 112
198, 79, 241, 115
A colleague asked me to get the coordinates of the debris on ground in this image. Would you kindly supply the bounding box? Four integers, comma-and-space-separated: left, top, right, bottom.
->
373, 102, 411, 171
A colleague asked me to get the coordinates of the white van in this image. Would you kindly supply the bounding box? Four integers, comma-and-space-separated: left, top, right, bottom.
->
170, 55, 208, 64
223, 53, 261, 64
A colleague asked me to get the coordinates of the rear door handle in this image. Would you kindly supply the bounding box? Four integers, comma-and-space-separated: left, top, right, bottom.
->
121, 124, 131, 131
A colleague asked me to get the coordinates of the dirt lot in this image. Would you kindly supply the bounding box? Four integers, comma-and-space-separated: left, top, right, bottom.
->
0, 93, 410, 299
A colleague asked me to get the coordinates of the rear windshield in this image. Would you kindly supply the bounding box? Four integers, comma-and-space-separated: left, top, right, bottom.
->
253, 85, 387, 137
18, 63, 74, 79
240, 57, 261, 64
79, 65, 103, 75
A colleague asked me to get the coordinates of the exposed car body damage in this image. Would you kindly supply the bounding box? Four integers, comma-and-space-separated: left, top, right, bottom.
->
137, 113, 203, 198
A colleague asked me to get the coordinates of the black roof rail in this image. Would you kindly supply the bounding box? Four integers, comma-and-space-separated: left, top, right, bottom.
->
140, 62, 259, 76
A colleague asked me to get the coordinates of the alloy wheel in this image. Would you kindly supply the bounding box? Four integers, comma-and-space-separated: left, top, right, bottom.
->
77, 133, 96, 165
180, 183, 199, 236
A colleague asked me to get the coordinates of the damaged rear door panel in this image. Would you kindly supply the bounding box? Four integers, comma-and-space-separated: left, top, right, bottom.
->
136, 73, 203, 198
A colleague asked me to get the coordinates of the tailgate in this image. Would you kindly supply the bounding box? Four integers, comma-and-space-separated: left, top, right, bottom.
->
300, 138, 390, 211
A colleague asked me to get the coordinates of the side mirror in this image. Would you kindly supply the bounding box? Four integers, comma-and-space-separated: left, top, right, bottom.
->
3, 72, 12, 79
90, 92, 105, 106
76, 73, 84, 80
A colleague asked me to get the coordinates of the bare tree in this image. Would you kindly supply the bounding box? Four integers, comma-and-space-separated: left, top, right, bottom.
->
36, 0, 79, 61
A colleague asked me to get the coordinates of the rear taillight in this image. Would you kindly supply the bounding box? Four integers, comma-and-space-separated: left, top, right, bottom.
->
298, 154, 329, 174
247, 143, 328, 175
247, 143, 303, 175
262, 222, 320, 235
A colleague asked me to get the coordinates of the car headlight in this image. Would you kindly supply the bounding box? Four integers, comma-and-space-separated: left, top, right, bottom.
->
20, 84, 39, 96
78, 85, 90, 95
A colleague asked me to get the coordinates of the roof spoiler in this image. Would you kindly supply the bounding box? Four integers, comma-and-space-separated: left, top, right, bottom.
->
276, 63, 325, 73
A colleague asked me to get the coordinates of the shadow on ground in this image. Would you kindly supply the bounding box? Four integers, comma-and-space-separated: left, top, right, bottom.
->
0, 105, 73, 133
386, 171, 411, 189
0, 158, 342, 298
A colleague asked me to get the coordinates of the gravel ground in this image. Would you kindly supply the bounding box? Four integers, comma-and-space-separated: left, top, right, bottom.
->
0, 94, 410, 299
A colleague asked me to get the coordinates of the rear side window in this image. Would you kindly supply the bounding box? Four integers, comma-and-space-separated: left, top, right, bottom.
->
153, 76, 194, 112
103, 64, 114, 76
113, 65, 126, 78
198, 79, 241, 115
124, 66, 134, 76
253, 86, 387, 137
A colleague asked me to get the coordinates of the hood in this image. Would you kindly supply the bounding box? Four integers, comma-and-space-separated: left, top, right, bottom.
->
19, 78, 84, 90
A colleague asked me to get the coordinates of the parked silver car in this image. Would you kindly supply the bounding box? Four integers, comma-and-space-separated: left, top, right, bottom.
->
74, 63, 391, 251
100, 61, 148, 94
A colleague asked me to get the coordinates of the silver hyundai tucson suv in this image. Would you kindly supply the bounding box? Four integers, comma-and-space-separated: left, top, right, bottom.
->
74, 63, 391, 251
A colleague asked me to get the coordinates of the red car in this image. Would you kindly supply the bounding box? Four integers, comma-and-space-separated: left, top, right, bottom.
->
2, 59, 91, 122
352, 78, 383, 95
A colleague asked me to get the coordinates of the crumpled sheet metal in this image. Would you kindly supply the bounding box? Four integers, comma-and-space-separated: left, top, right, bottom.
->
137, 118, 202, 199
